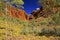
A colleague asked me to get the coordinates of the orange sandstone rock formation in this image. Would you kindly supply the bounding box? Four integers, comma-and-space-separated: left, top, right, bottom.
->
7, 6, 27, 20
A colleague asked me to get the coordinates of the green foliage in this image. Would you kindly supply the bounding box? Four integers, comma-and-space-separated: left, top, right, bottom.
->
12, 0, 24, 5
0, 2, 6, 13
38, 0, 43, 4
0, 0, 24, 9
29, 20, 36, 27
11, 0, 24, 8
54, 27, 60, 36
50, 12, 60, 25
0, 0, 24, 4
39, 28, 55, 36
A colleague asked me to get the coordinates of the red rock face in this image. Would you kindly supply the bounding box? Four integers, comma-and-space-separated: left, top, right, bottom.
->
7, 6, 27, 20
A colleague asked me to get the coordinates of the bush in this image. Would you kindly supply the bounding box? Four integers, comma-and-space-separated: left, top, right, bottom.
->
20, 27, 30, 35
54, 27, 60, 36
50, 12, 60, 25
39, 28, 56, 36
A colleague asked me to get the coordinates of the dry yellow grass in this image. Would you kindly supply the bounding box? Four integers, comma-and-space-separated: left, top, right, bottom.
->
2, 35, 60, 40
0, 16, 60, 40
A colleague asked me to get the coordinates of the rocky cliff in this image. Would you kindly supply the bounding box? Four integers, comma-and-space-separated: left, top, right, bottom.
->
7, 6, 27, 20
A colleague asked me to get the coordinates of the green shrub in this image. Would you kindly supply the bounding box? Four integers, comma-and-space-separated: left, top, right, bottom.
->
39, 28, 56, 36
50, 11, 60, 25
54, 27, 60, 36
20, 27, 30, 35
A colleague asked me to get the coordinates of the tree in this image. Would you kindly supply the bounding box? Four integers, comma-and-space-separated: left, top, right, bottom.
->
0, 0, 24, 8
38, 0, 60, 25
12, 0, 24, 8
